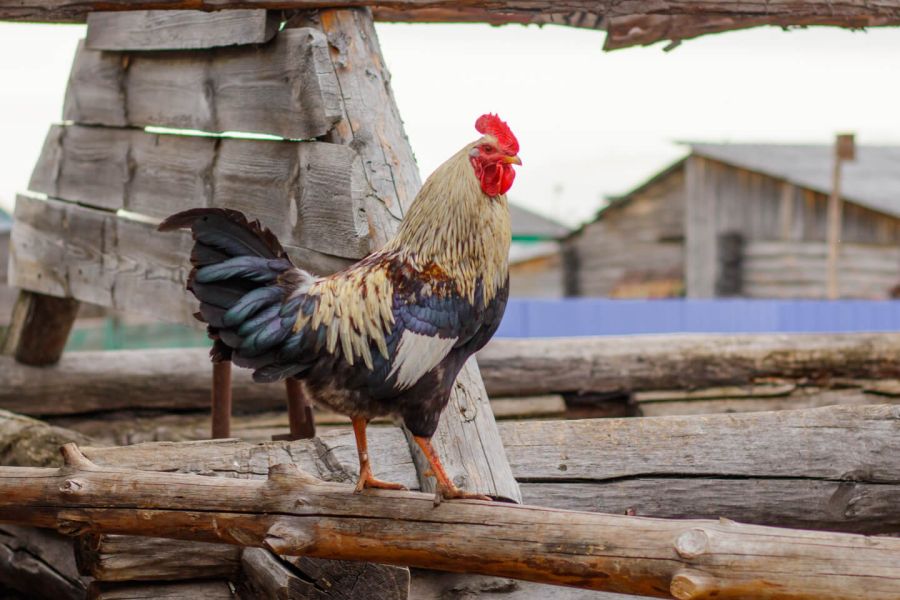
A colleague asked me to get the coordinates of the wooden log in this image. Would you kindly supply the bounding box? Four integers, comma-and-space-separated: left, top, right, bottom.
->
82, 404, 900, 534
309, 8, 520, 503
9, 195, 353, 327
86, 10, 278, 51
1, 289, 79, 366
65, 29, 342, 140
75, 534, 241, 582
4, 340, 898, 417
27, 125, 370, 259
2, 444, 900, 600
86, 580, 235, 599
5, 0, 900, 51
0, 525, 87, 600
478, 333, 900, 397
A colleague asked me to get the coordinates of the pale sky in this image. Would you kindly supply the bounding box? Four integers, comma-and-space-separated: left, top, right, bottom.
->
2, 21, 900, 226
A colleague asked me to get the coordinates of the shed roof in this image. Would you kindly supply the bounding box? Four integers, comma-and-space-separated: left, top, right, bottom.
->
602, 142, 900, 223
509, 202, 570, 240
690, 142, 900, 219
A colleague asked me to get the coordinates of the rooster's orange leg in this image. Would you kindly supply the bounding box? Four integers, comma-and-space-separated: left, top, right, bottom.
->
352, 417, 407, 492
413, 436, 492, 501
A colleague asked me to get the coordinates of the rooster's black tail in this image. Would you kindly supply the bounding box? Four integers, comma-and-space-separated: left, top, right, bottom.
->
159, 208, 298, 366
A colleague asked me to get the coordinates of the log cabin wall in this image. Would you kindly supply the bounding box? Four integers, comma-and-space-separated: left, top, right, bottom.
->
686, 155, 900, 298
562, 167, 685, 297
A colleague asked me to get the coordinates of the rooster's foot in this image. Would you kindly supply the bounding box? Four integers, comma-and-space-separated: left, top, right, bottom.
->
354, 467, 407, 493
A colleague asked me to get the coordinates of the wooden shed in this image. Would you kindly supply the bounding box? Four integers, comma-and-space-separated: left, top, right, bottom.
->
507, 203, 570, 298
563, 143, 900, 299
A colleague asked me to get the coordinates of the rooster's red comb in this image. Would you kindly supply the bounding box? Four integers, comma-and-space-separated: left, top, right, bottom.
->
475, 113, 519, 155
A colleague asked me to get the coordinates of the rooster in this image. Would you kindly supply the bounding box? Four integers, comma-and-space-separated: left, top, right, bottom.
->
159, 114, 520, 500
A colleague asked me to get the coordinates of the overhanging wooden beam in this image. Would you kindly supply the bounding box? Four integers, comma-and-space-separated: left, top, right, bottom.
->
1, 443, 898, 599
2, 1, 900, 49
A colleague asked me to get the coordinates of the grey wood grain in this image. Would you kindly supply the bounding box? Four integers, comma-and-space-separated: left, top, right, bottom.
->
75, 534, 242, 582
9, 195, 355, 325
520, 479, 900, 535
476, 333, 900, 397
86, 10, 278, 51
65, 28, 342, 140
28, 125, 370, 259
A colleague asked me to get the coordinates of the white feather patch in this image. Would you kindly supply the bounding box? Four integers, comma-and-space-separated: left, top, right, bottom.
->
388, 330, 457, 391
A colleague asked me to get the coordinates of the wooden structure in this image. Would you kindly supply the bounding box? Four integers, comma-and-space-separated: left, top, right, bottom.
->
563, 143, 900, 298
2, 4, 900, 599
507, 203, 570, 298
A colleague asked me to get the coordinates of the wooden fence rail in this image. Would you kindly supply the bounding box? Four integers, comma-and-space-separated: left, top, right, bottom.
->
3, 1, 900, 50
0, 443, 897, 600
2, 333, 898, 416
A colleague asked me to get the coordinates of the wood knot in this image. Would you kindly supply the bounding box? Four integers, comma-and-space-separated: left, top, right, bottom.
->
59, 479, 84, 494
674, 529, 709, 559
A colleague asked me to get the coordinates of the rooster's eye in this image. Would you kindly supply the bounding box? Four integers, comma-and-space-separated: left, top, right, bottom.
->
481, 145, 494, 154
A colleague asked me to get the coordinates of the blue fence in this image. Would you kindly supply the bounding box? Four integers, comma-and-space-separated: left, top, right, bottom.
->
495, 299, 900, 338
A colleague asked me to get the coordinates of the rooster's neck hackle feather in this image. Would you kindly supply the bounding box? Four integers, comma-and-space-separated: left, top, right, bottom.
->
388, 142, 511, 304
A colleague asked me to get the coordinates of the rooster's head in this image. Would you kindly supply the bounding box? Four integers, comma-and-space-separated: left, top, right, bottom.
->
469, 114, 521, 197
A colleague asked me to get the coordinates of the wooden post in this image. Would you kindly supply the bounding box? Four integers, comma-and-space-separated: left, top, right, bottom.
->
309, 8, 521, 502
826, 133, 855, 299
276, 379, 316, 440
210, 361, 232, 439
1, 291, 79, 366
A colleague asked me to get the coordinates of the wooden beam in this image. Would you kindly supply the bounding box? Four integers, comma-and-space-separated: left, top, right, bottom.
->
66, 29, 342, 140
477, 333, 900, 397
2, 443, 899, 599
1, 290, 79, 366
28, 125, 370, 259
75, 534, 241, 582
9, 195, 353, 327
86, 10, 278, 51
304, 8, 520, 502
3, 334, 899, 416
4, 1, 900, 50
80, 404, 900, 534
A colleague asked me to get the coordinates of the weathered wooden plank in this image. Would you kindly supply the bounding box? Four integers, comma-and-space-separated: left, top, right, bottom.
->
5, 444, 900, 599
304, 8, 520, 503
477, 333, 900, 397
520, 478, 900, 535
0, 289, 79, 365
4, 340, 898, 417
86, 580, 235, 600
65, 28, 342, 140
28, 125, 370, 259
9, 195, 354, 325
75, 534, 241, 582
503, 404, 900, 482
0, 525, 87, 600
86, 10, 278, 51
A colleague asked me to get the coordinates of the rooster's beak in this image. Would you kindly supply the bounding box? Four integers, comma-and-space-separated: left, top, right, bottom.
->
505, 155, 522, 165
